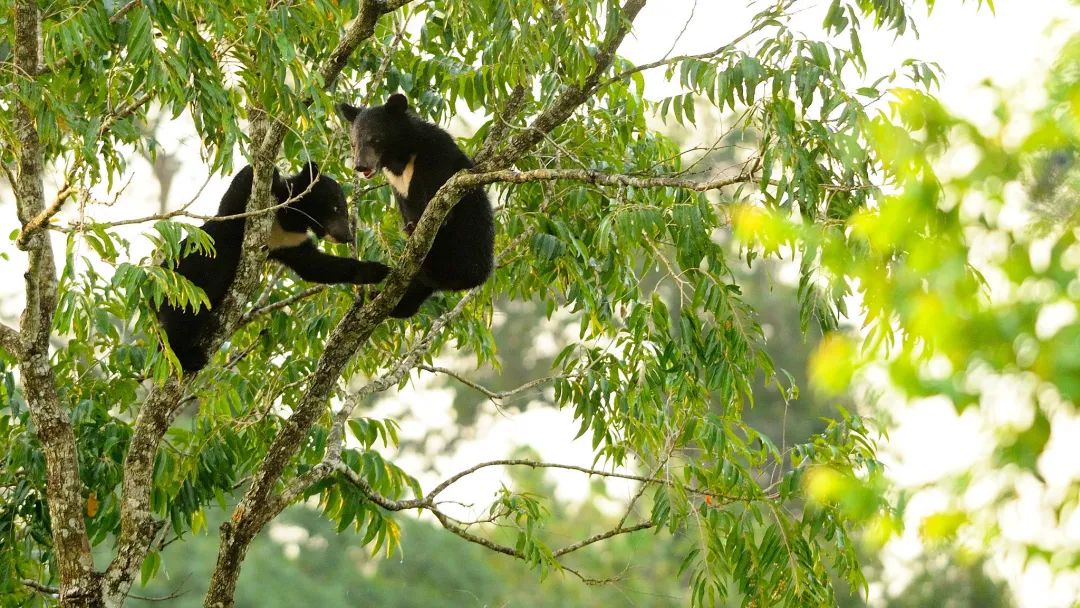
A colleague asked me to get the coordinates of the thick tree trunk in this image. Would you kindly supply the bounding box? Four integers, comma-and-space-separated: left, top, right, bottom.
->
12, 1, 102, 605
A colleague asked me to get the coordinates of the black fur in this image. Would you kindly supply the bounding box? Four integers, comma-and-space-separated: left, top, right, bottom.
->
156, 162, 390, 371
337, 94, 494, 318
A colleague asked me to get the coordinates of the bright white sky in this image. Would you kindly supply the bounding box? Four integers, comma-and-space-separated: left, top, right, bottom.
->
3, 2, 1080, 605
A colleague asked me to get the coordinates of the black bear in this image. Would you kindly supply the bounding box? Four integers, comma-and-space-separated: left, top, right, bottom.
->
156, 162, 390, 371
336, 94, 494, 318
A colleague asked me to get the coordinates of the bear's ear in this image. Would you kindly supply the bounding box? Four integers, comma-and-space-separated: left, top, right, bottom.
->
271, 167, 290, 201
300, 161, 320, 179
336, 102, 360, 123
386, 93, 409, 114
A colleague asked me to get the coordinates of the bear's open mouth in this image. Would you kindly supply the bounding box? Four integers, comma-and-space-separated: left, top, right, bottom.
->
356, 165, 375, 178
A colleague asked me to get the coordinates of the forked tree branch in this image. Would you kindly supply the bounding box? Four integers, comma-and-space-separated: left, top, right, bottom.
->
208, 3, 654, 601
331, 456, 774, 583
108, 2, 418, 606
202, 2, 419, 606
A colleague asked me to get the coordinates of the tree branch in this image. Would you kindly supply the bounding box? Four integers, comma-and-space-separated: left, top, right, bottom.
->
552, 521, 655, 557
417, 365, 562, 403
596, 25, 758, 92
15, 179, 75, 250
333, 457, 660, 582
458, 167, 755, 192
12, 2, 99, 605
481, 0, 648, 169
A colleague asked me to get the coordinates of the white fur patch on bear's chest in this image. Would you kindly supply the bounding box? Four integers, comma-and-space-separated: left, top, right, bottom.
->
268, 221, 310, 250
382, 155, 416, 197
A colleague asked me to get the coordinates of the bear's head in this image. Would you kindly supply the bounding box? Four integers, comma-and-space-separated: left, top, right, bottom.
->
336, 93, 415, 178
273, 161, 354, 244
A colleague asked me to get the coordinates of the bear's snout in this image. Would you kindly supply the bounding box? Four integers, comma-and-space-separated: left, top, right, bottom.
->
324, 217, 354, 244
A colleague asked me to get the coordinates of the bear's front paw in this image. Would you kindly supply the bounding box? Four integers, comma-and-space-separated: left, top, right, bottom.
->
404, 221, 416, 236
354, 261, 392, 284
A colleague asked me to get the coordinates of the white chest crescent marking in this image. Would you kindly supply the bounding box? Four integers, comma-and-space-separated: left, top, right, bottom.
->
382, 155, 416, 197
268, 221, 310, 250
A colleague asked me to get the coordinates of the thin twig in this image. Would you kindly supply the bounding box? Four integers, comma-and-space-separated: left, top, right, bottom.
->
553, 521, 655, 557
596, 12, 762, 92
34, 0, 143, 76
424, 459, 761, 504
239, 285, 327, 325
416, 365, 564, 403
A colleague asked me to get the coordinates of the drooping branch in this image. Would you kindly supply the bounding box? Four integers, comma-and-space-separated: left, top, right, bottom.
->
11, 2, 99, 606
552, 521, 655, 557
330, 456, 738, 582
331, 459, 658, 566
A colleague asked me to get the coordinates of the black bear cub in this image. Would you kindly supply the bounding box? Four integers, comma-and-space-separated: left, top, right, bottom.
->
157, 162, 390, 372
337, 94, 494, 318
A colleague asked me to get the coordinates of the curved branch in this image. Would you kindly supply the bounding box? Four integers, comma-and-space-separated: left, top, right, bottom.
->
333, 457, 661, 582
553, 521, 655, 557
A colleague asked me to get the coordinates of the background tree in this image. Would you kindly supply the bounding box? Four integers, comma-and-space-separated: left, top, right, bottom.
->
735, 5, 1080, 603
0, 0, 988, 607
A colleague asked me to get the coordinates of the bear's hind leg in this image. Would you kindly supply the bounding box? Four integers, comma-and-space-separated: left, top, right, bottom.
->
389, 279, 436, 318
